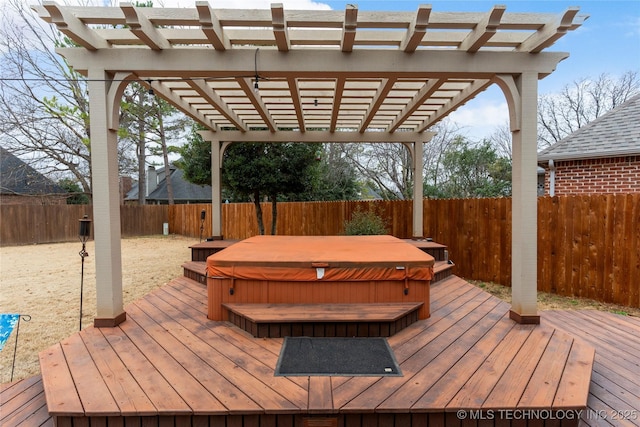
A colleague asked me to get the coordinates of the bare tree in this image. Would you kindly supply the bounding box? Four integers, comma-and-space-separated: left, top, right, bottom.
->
335, 119, 463, 200
0, 0, 136, 199
487, 122, 512, 160
341, 142, 413, 200
423, 119, 464, 189
538, 71, 640, 148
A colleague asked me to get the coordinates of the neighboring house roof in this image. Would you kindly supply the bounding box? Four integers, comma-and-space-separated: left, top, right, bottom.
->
0, 146, 66, 196
538, 94, 640, 163
126, 166, 212, 203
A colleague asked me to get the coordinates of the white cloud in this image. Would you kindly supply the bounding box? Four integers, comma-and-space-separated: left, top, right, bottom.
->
447, 91, 509, 141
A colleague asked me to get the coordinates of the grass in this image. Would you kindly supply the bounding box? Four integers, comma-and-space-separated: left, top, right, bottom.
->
470, 280, 640, 317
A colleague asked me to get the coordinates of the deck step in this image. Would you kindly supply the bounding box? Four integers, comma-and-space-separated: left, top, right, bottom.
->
433, 260, 454, 282
223, 302, 423, 338
182, 261, 207, 285
190, 240, 238, 261
405, 239, 448, 262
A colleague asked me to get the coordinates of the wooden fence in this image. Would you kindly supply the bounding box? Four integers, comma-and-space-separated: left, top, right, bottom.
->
0, 204, 168, 246
171, 195, 639, 308
1, 196, 637, 308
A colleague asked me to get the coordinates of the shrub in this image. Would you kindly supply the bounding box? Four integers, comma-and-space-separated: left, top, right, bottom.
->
343, 207, 388, 235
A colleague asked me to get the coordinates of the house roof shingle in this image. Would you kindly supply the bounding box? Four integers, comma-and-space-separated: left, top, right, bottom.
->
149, 168, 211, 202
126, 166, 212, 203
538, 94, 640, 163
0, 147, 66, 196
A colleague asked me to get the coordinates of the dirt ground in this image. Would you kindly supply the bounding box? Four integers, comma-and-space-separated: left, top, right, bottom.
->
0, 235, 193, 384
1, 235, 639, 384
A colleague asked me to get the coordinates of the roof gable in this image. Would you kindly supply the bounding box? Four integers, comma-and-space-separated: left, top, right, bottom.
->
126, 167, 212, 202
150, 168, 211, 202
538, 94, 640, 163
0, 147, 66, 196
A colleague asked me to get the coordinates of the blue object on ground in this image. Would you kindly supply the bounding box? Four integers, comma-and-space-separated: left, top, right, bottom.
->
0, 314, 20, 351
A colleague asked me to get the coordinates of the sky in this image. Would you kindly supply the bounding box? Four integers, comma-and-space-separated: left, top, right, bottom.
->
3, 0, 639, 141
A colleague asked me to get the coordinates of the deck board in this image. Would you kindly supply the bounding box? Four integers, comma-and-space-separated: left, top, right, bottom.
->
38, 343, 84, 416
79, 327, 157, 415
30, 275, 601, 425
0, 377, 53, 427
99, 325, 192, 415
127, 300, 300, 413
543, 311, 640, 426
412, 310, 515, 410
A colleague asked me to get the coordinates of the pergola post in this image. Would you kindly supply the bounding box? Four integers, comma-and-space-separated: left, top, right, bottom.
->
412, 141, 425, 238
210, 139, 223, 239
87, 68, 126, 327
498, 72, 540, 324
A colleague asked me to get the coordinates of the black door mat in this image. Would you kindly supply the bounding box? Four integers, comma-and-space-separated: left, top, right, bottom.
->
275, 337, 402, 376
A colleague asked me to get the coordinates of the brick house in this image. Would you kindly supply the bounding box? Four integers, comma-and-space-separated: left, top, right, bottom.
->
537, 94, 640, 195
0, 146, 68, 205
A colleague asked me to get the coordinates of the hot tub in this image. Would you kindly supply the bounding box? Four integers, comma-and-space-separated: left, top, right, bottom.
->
206, 235, 435, 321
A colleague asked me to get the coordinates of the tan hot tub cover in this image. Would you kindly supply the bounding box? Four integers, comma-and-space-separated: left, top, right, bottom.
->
206, 235, 435, 282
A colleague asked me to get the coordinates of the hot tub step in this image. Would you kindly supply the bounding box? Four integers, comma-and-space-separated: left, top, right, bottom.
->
182, 261, 207, 285
222, 302, 423, 338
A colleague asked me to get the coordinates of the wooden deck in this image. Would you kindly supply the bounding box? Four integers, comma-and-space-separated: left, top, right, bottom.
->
25, 275, 596, 426
4, 280, 640, 425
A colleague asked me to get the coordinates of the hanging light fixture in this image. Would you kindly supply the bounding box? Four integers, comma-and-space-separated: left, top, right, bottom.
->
147, 79, 155, 96
253, 48, 260, 94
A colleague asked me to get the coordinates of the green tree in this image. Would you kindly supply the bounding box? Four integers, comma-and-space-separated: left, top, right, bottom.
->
180, 128, 322, 234
179, 123, 212, 186
222, 142, 319, 235
426, 137, 511, 198
58, 178, 90, 205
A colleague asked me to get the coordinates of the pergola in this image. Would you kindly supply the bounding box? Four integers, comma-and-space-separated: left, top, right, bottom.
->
34, 2, 586, 327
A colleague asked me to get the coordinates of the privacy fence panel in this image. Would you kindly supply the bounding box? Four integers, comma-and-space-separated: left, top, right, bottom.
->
0, 205, 168, 246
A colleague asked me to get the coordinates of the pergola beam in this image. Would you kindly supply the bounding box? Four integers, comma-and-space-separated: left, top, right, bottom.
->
388, 78, 445, 132
342, 5, 358, 52
518, 7, 582, 53
417, 78, 493, 131
287, 77, 306, 131
58, 49, 570, 78
200, 130, 435, 143
42, 1, 109, 51
459, 5, 506, 53
236, 77, 277, 132
144, 79, 217, 131
401, 5, 431, 53
359, 78, 397, 133
331, 77, 346, 132
272, 4, 290, 52
187, 79, 247, 131
121, 3, 170, 51
196, 1, 229, 50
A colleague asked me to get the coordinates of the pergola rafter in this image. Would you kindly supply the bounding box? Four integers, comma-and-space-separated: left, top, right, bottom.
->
32, 2, 587, 328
